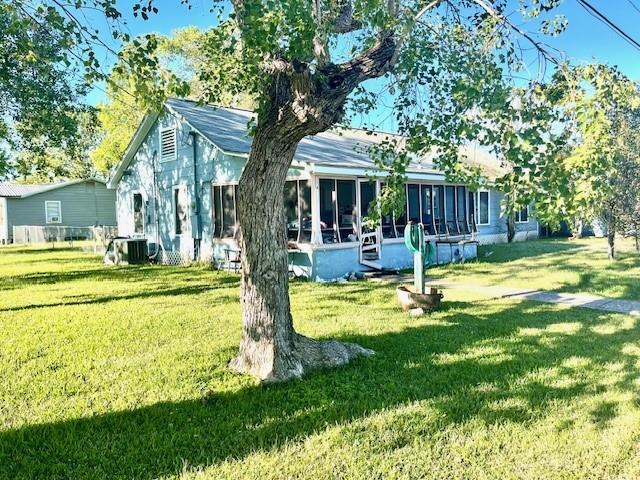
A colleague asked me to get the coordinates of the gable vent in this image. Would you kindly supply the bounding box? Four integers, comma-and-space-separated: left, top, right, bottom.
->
160, 128, 177, 161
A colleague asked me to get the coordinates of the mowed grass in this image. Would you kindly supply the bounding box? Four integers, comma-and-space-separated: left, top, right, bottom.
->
430, 237, 640, 300
1, 242, 640, 479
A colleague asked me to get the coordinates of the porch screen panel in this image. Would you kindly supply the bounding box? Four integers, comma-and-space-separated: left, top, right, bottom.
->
393, 185, 407, 237
433, 186, 444, 235
445, 186, 458, 235
213, 186, 222, 238
421, 185, 434, 235
319, 179, 337, 243
222, 185, 236, 237
468, 191, 477, 232
457, 186, 469, 234
133, 193, 144, 234
407, 184, 420, 223
300, 180, 312, 242
337, 180, 357, 242
284, 181, 299, 241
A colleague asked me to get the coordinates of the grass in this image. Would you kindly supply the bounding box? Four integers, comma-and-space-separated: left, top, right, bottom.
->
430, 236, 640, 300
1, 240, 640, 479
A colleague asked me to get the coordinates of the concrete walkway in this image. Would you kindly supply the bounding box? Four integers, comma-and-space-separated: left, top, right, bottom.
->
374, 274, 640, 316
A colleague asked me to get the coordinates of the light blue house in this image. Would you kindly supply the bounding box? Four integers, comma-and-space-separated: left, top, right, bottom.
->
108, 98, 538, 278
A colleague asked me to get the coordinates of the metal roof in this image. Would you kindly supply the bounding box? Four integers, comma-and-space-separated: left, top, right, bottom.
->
0, 179, 105, 198
166, 98, 441, 173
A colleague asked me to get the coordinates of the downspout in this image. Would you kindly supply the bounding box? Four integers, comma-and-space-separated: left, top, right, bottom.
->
190, 131, 202, 259
149, 150, 164, 261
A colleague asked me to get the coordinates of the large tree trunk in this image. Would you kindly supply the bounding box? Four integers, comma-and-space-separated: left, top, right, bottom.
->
228, 109, 373, 383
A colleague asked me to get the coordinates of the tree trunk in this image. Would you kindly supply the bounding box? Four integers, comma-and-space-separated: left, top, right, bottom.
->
507, 215, 515, 243
228, 118, 373, 383
607, 231, 615, 260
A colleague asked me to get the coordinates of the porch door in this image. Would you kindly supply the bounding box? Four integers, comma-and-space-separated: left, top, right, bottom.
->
357, 179, 381, 265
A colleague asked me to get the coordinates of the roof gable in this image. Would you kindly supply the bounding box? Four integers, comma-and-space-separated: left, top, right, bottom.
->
0, 179, 105, 198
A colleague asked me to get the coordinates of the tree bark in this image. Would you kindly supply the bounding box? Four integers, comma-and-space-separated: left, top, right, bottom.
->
507, 215, 515, 243
228, 91, 374, 383
607, 230, 615, 260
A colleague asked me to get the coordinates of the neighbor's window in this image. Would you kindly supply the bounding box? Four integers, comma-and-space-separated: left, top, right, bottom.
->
173, 186, 188, 235
212, 184, 238, 239
515, 205, 529, 223
45, 201, 62, 224
133, 193, 144, 234
160, 127, 177, 162
476, 190, 490, 225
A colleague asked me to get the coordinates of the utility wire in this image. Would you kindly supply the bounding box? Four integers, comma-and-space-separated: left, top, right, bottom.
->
624, 0, 640, 16
575, 0, 640, 52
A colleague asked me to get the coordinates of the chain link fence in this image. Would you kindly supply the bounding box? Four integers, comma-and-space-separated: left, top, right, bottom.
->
12, 225, 118, 253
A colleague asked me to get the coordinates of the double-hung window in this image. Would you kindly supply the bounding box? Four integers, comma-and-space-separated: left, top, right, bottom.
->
133, 193, 144, 234
45, 201, 62, 224
515, 205, 529, 223
476, 190, 490, 226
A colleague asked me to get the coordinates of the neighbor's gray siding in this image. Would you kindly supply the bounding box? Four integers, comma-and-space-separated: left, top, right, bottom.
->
6, 181, 116, 240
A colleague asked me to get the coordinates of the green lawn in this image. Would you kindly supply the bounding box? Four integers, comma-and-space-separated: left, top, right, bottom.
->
431, 237, 640, 300
1, 241, 639, 479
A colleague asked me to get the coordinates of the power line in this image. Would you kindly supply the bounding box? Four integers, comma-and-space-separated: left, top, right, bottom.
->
624, 0, 640, 16
576, 0, 640, 52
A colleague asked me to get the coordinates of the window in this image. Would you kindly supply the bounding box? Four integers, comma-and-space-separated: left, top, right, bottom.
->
457, 186, 469, 234
319, 179, 337, 243
212, 184, 238, 239
432, 186, 444, 235
445, 186, 459, 235
476, 190, 490, 225
133, 193, 144, 234
468, 191, 477, 232
160, 127, 177, 162
421, 185, 434, 235
173, 186, 189, 235
337, 180, 357, 242
45, 201, 61, 224
283, 180, 313, 243
407, 184, 420, 223
515, 205, 529, 223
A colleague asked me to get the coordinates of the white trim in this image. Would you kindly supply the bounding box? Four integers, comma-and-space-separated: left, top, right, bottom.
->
159, 126, 178, 162
45, 200, 62, 224
476, 189, 491, 226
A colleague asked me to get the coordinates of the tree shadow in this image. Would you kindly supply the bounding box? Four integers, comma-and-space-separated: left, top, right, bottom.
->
1, 299, 638, 478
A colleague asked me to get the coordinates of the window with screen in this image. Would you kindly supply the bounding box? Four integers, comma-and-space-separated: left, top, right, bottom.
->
319, 179, 337, 243
174, 186, 188, 235
45, 201, 61, 224
477, 190, 490, 225
337, 180, 357, 242
133, 193, 144, 234
515, 205, 529, 223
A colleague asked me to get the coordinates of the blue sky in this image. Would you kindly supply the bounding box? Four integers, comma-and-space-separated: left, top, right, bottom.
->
85, 0, 640, 128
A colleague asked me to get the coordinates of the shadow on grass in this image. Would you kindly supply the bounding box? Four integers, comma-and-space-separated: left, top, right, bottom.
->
1, 299, 638, 478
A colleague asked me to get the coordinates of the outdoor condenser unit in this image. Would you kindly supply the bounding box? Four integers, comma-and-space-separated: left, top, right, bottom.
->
111, 238, 148, 265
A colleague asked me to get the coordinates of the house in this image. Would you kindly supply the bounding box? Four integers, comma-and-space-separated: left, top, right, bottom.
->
108, 98, 538, 278
0, 179, 117, 244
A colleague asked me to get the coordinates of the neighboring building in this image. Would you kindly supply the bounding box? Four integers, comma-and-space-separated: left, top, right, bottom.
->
0, 179, 117, 243
108, 98, 537, 279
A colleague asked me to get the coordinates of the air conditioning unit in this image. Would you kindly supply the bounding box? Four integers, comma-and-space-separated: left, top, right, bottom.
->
105, 238, 148, 265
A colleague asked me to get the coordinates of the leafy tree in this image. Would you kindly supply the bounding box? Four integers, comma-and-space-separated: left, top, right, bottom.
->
0, 1, 90, 159
599, 104, 640, 258
14, 0, 617, 382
